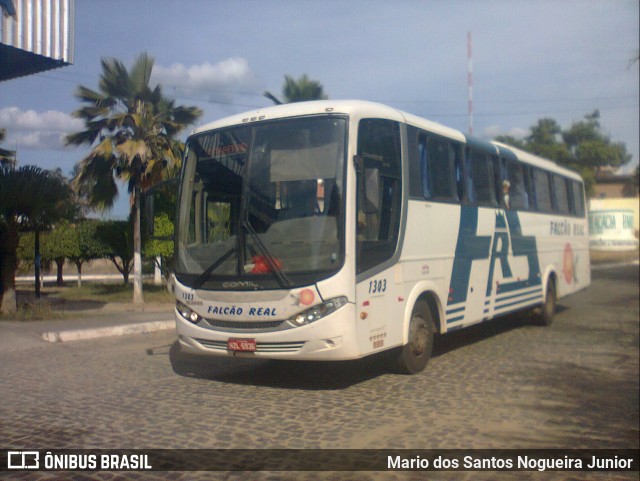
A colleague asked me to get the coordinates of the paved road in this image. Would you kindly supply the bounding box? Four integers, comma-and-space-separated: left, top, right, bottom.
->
1, 264, 638, 481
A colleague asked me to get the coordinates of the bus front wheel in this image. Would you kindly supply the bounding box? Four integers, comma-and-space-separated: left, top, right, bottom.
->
394, 300, 435, 374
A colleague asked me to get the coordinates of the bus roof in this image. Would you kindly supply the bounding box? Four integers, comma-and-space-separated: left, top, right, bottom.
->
190, 99, 582, 182
192, 100, 404, 134
191, 99, 464, 141
492, 141, 583, 181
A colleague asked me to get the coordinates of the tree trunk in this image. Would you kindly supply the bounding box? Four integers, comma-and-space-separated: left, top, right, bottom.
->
154, 256, 162, 285
0, 226, 19, 314
55, 257, 64, 286
132, 186, 144, 304
0, 255, 16, 313
107, 256, 131, 285
75, 260, 83, 287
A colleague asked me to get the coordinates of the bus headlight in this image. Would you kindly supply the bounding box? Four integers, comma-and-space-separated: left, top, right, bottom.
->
287, 297, 348, 327
176, 302, 202, 324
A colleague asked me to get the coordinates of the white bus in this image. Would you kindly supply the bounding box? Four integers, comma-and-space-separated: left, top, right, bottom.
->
172, 100, 590, 373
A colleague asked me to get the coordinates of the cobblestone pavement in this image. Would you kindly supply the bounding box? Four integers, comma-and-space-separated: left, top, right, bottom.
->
1, 265, 638, 481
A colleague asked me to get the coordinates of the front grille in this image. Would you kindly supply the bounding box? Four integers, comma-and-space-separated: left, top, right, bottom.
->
195, 338, 305, 353
204, 318, 284, 330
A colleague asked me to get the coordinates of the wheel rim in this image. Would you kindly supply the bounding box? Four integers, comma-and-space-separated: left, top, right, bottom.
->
409, 314, 428, 357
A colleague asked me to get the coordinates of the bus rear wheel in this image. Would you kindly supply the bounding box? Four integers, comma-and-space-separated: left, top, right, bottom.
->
394, 300, 435, 374
535, 278, 556, 326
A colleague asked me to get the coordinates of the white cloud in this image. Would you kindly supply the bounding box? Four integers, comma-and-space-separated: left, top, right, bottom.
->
0, 107, 84, 150
482, 125, 529, 140
483, 125, 502, 139
152, 58, 258, 100
508, 127, 528, 140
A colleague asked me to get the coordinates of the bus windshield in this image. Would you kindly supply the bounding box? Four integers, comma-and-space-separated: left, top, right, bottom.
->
175, 116, 347, 290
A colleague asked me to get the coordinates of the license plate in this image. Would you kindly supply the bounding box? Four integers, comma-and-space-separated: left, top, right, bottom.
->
227, 338, 257, 352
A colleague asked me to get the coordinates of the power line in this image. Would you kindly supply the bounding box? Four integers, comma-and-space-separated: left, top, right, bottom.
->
7, 70, 639, 118
378, 95, 638, 106
32, 70, 640, 107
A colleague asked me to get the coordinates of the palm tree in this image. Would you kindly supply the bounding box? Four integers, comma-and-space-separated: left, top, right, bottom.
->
66, 52, 202, 304
264, 74, 328, 104
0, 166, 75, 313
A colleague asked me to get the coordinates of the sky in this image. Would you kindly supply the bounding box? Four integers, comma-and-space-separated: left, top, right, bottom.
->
1, 0, 638, 219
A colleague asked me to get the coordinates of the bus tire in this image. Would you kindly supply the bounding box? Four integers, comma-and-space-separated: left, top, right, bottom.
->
394, 300, 435, 374
536, 277, 556, 326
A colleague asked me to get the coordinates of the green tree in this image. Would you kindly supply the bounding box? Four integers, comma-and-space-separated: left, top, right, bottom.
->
17, 220, 106, 287
66, 52, 202, 303
525, 118, 572, 165
42, 221, 76, 286
144, 212, 174, 280
562, 110, 631, 170
17, 231, 52, 275
0, 166, 75, 313
494, 111, 632, 198
64, 221, 109, 287
96, 220, 134, 284
264, 74, 328, 104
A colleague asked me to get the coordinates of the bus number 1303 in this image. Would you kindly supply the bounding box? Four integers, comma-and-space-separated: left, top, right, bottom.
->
369, 279, 387, 295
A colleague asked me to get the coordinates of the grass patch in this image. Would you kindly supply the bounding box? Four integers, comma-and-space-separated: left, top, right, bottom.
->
2, 282, 173, 320
55, 282, 174, 303
11, 300, 65, 321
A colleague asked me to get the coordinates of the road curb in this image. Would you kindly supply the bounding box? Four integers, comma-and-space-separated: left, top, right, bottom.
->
42, 320, 175, 343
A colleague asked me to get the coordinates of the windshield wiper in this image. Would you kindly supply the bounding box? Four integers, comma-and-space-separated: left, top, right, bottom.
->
192, 247, 236, 289
243, 220, 292, 288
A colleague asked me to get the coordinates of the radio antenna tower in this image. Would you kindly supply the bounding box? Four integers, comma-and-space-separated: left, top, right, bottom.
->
467, 31, 473, 135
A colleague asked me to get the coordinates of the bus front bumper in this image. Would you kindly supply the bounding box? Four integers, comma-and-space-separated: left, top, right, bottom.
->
175, 303, 361, 361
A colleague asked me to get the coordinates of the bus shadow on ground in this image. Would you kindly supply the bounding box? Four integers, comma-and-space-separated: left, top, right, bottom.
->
168, 307, 565, 390
432, 307, 566, 357
168, 341, 393, 390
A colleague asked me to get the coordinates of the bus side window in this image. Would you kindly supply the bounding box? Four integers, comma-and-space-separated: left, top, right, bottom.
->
425, 135, 459, 202
468, 150, 498, 207
553, 174, 571, 215
464, 148, 475, 204
506, 161, 529, 210
497, 158, 509, 208
407, 125, 422, 199
571, 180, 585, 217
453, 143, 464, 202
418, 135, 430, 198
523, 166, 533, 210
533, 168, 553, 213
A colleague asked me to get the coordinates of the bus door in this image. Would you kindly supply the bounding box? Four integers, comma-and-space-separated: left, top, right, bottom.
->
355, 119, 403, 353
